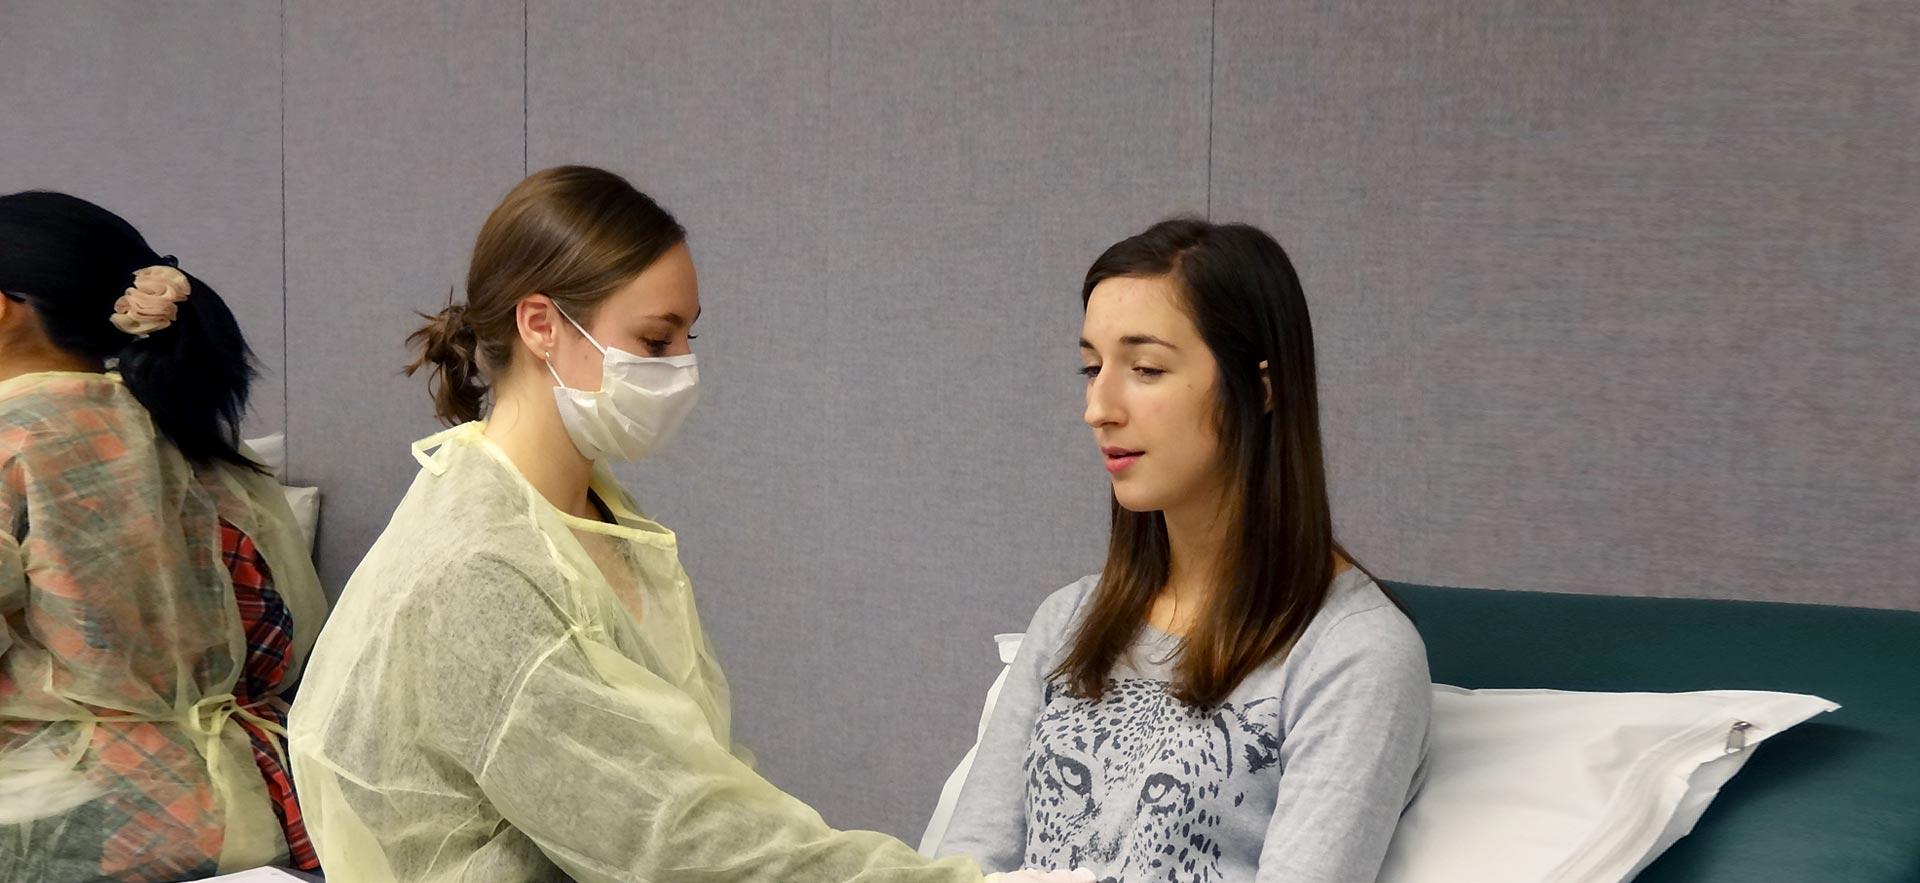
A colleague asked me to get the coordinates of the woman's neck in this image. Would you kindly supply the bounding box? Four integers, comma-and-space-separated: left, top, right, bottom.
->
0, 347, 101, 386
1165, 507, 1228, 601
1154, 491, 1352, 635
1155, 493, 1235, 634
483, 370, 598, 521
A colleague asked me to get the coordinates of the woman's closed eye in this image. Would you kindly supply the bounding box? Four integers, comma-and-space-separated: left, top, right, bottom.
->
1080, 364, 1164, 379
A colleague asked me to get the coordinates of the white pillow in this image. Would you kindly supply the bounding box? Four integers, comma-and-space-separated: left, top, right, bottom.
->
1379, 686, 1836, 883
923, 635, 1837, 883
244, 433, 289, 482
919, 633, 1026, 855
243, 434, 321, 554
280, 485, 321, 554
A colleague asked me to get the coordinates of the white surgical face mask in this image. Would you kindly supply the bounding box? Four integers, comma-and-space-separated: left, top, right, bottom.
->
546, 307, 699, 462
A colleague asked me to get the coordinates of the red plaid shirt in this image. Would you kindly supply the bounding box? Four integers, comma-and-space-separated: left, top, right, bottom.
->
220, 520, 320, 871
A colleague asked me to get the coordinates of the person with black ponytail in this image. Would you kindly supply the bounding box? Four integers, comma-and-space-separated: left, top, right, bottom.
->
0, 191, 329, 881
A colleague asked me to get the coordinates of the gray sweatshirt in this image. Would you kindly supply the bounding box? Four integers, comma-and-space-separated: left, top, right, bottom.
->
936, 568, 1431, 883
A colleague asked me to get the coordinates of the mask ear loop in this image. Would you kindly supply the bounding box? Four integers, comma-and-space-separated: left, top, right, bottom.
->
544, 349, 570, 389
546, 306, 611, 392
554, 305, 609, 355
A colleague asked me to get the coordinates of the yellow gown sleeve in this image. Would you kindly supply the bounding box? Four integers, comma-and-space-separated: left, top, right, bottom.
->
471, 627, 983, 883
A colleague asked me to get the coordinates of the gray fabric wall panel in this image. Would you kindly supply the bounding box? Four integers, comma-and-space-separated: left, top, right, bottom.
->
811, 0, 1212, 837
1215, 1, 1919, 611
525, 0, 849, 825
0, 1, 286, 433
1205, 0, 1433, 592
283, 0, 525, 591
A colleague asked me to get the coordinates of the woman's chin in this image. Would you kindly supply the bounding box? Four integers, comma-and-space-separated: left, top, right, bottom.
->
1110, 486, 1164, 514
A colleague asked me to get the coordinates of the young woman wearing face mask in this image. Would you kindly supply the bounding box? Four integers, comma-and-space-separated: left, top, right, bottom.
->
0, 191, 329, 880
286, 166, 1091, 883
936, 219, 1432, 883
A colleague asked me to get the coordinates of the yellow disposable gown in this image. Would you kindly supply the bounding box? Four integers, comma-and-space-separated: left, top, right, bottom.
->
287, 423, 983, 882
0, 372, 329, 881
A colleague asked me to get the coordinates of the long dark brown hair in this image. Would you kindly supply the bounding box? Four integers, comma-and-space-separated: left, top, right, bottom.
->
405, 165, 686, 425
1052, 217, 1384, 707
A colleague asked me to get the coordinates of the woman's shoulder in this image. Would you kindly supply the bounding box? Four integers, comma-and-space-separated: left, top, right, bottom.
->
1318, 566, 1418, 627
1284, 568, 1430, 684
376, 498, 555, 593
0, 374, 141, 451
1027, 573, 1101, 637
344, 528, 571, 653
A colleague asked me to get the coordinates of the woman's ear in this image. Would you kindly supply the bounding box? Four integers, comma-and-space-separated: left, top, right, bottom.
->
0, 293, 33, 340
515, 294, 560, 363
